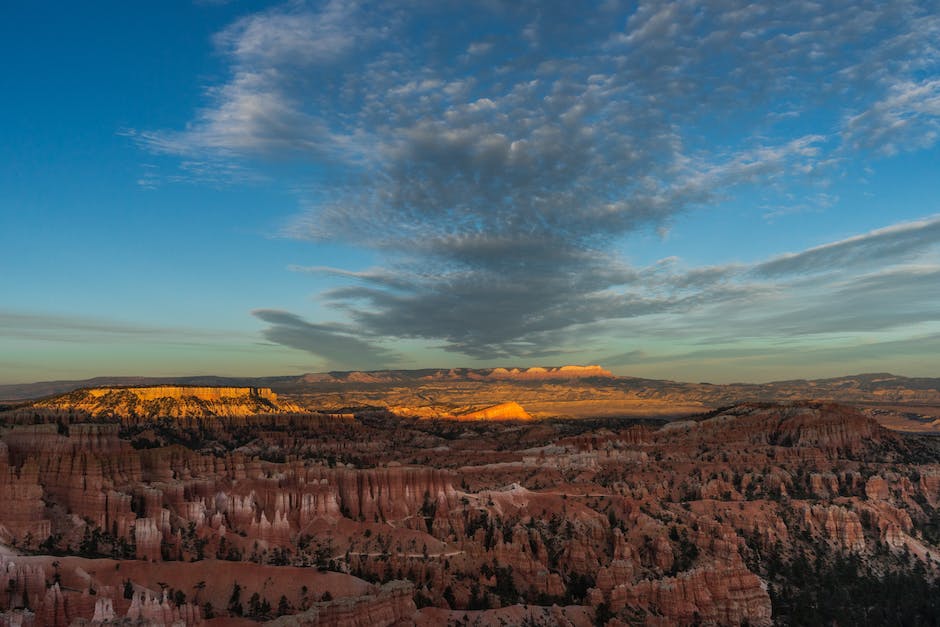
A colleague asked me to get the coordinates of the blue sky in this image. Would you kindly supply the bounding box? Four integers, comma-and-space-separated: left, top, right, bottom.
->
2, 0, 940, 384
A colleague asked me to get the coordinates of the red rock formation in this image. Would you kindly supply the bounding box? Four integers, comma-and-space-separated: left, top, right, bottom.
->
0, 558, 46, 614
123, 591, 203, 625
0, 442, 49, 544
918, 470, 940, 498
3, 424, 139, 543
330, 467, 458, 524
772, 404, 882, 454
0, 608, 36, 626
600, 558, 771, 626
135, 517, 163, 561
809, 472, 840, 498
806, 504, 865, 551
40, 584, 68, 627
865, 475, 890, 500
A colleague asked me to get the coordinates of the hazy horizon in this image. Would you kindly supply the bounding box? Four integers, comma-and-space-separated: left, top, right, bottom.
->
3, 1, 939, 383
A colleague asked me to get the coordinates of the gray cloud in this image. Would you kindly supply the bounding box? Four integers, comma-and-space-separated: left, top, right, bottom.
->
839, 10, 940, 154
214, 0, 368, 69
138, 1, 940, 363
764, 267, 940, 335
602, 259, 940, 350
0, 311, 241, 345
754, 215, 940, 277
251, 309, 400, 368
603, 349, 648, 367
844, 78, 940, 155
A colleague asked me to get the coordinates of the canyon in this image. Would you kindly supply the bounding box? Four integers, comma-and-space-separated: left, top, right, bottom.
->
0, 370, 939, 625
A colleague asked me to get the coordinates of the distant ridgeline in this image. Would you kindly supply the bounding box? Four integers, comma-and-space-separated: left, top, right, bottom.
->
33, 385, 302, 418
304, 364, 616, 384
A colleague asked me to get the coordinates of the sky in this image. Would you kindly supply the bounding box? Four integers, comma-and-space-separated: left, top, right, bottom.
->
2, 0, 940, 384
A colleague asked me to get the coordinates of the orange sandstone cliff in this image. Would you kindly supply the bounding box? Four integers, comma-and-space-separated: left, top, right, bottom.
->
34, 385, 301, 418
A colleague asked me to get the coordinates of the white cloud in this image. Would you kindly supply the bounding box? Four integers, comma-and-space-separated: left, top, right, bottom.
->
843, 78, 940, 154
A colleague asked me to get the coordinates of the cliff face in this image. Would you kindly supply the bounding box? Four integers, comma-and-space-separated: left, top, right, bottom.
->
34, 386, 301, 418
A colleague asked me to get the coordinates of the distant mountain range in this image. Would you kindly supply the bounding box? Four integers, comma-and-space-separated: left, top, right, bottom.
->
2, 367, 939, 405
0, 366, 609, 400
